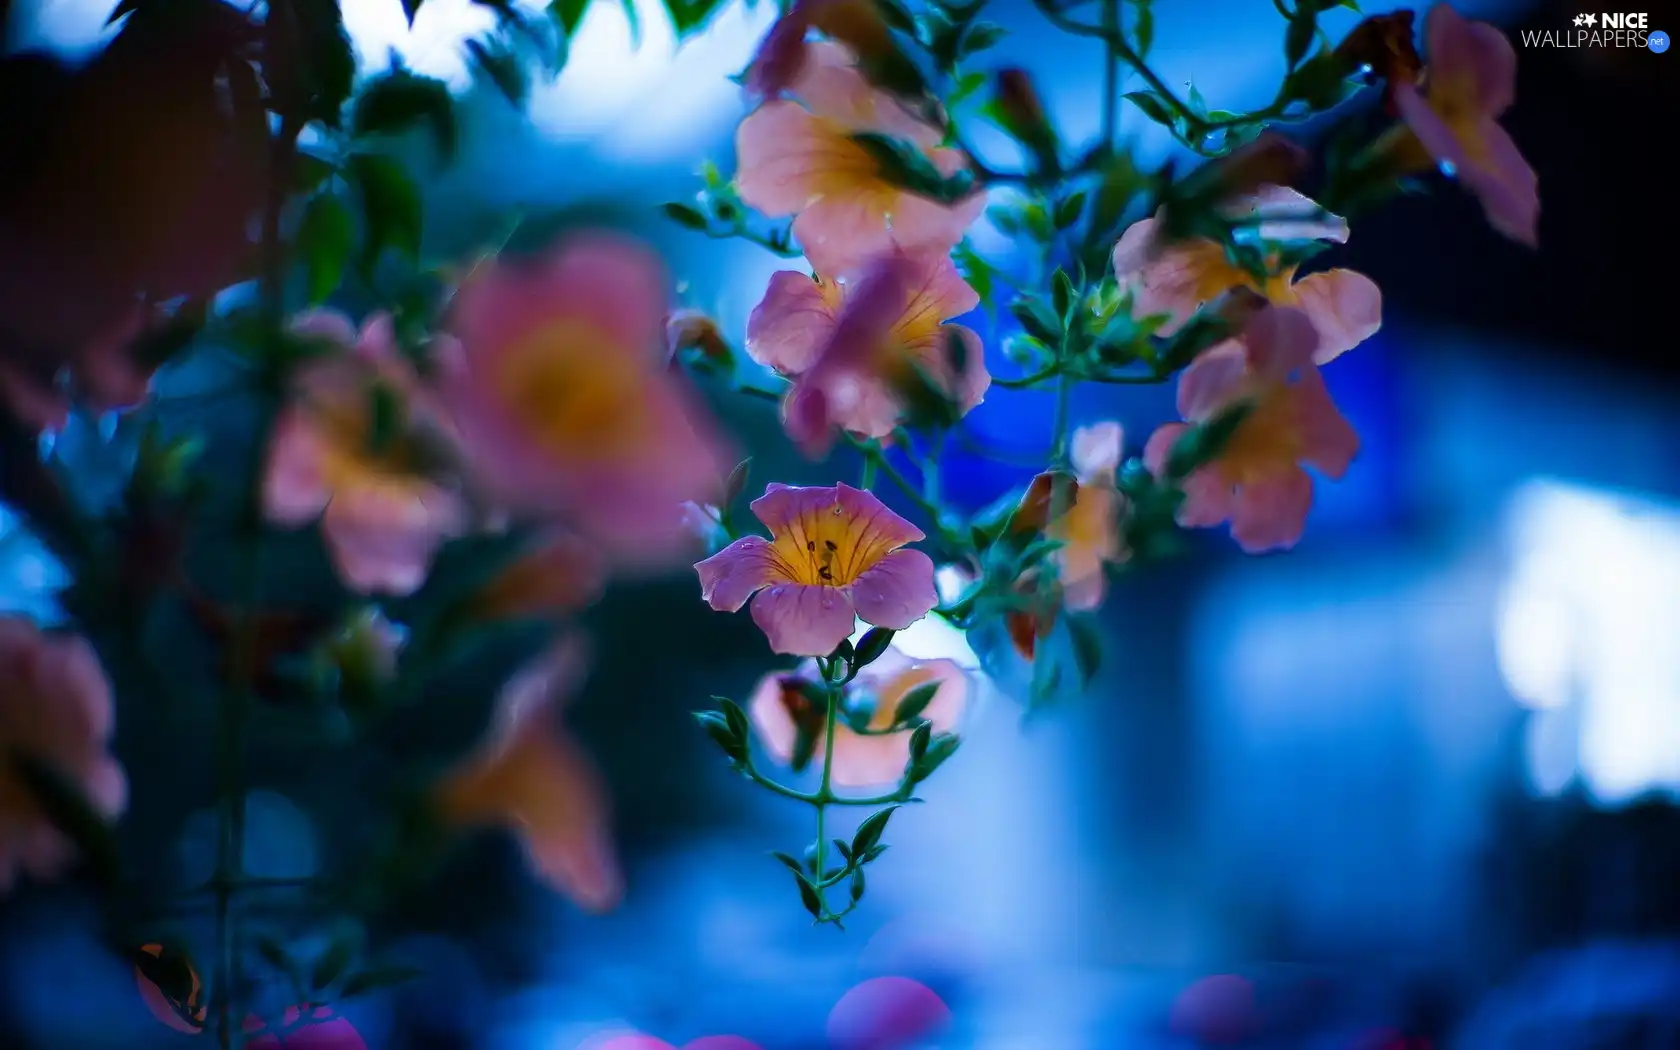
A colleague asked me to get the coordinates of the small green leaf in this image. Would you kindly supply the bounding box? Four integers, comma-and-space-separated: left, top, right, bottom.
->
850, 805, 899, 857
352, 70, 457, 160
665, 0, 729, 36
348, 153, 423, 274
948, 70, 986, 106
1133, 1, 1154, 56
340, 965, 425, 999
293, 152, 338, 195
724, 458, 752, 503
849, 132, 946, 197
794, 871, 823, 918
770, 850, 805, 875
1068, 615, 1102, 682
309, 937, 356, 992
297, 194, 353, 305
1166, 402, 1253, 480
1122, 90, 1176, 128
714, 695, 752, 745
893, 681, 940, 726
467, 37, 530, 106
1009, 296, 1064, 345
1051, 268, 1076, 323
832, 838, 854, 864
875, 0, 916, 33
907, 721, 932, 765
661, 201, 710, 230
851, 627, 895, 671
960, 21, 1007, 55
849, 865, 867, 903
550, 0, 591, 34
1053, 191, 1087, 230
1187, 83, 1208, 118
911, 733, 960, 781
1285, 14, 1317, 70
694, 710, 746, 763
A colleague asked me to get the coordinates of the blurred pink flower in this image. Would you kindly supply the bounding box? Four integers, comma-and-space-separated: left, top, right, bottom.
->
1144, 306, 1359, 553
696, 483, 937, 656
263, 310, 466, 596
472, 531, 607, 622
1112, 186, 1381, 364
244, 1007, 367, 1049
436, 637, 621, 913
749, 646, 968, 787
748, 249, 989, 455
440, 234, 731, 566
0, 302, 156, 435
735, 42, 984, 276
1394, 4, 1539, 247
0, 617, 126, 894
828, 976, 952, 1050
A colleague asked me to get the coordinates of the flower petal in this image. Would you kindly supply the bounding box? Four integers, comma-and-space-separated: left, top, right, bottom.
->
736, 101, 844, 217
261, 409, 332, 525
1393, 83, 1469, 178
1289, 371, 1360, 480
1241, 305, 1320, 378
1427, 4, 1517, 116
792, 195, 897, 279
1460, 119, 1539, 248
751, 583, 858, 656
752, 482, 923, 549
1224, 185, 1350, 243
1071, 421, 1123, 481
1290, 269, 1382, 364
848, 547, 937, 630
746, 271, 841, 375
791, 40, 941, 146
697, 536, 786, 611
1175, 341, 1251, 422
1229, 467, 1315, 553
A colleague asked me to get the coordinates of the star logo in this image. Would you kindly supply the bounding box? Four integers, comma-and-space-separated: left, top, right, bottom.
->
1574, 13, 1587, 24
1584, 12, 1598, 25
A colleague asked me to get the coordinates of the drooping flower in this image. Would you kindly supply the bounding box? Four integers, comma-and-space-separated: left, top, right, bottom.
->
1143, 306, 1359, 553
749, 646, 968, 787
1392, 4, 1539, 247
263, 310, 467, 597
440, 233, 731, 565
0, 617, 127, 894
735, 42, 984, 277
747, 249, 990, 455
1015, 422, 1129, 611
471, 531, 607, 622
1112, 186, 1382, 364
435, 637, 621, 912
696, 483, 938, 657
745, 0, 898, 102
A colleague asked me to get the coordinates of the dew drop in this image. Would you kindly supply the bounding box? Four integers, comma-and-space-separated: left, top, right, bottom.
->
1438, 158, 1458, 179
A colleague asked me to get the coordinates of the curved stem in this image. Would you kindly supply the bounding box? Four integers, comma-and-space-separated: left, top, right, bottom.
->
992, 365, 1060, 389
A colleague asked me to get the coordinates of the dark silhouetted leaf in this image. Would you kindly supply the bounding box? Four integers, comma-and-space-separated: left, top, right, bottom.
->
893, 681, 939, 726
850, 805, 898, 857
348, 153, 423, 273
352, 70, 457, 160
851, 628, 895, 671
297, 194, 352, 304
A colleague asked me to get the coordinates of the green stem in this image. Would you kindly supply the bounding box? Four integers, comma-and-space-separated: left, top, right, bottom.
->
858, 454, 878, 490
992, 365, 1061, 389
1100, 0, 1119, 146
812, 665, 842, 920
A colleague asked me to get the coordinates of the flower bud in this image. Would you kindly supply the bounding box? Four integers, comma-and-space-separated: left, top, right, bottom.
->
991, 68, 1058, 168
665, 309, 734, 370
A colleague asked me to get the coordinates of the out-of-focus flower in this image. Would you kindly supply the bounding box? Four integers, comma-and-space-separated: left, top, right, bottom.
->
696, 483, 938, 656
435, 637, 621, 913
735, 42, 984, 276
1393, 4, 1539, 246
749, 646, 968, 786
0, 302, 157, 435
664, 308, 732, 368
263, 311, 467, 597
827, 976, 953, 1050
1015, 422, 1129, 611
1112, 186, 1381, 363
745, 0, 898, 102
1143, 306, 1358, 553
1334, 11, 1424, 104
440, 233, 731, 566
471, 531, 606, 621
0, 617, 126, 893
244, 1007, 368, 1049
677, 501, 730, 557
747, 249, 989, 455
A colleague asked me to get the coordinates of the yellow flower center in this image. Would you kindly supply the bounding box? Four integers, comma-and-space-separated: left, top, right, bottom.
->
493, 321, 651, 461
1216, 385, 1302, 484
767, 501, 893, 587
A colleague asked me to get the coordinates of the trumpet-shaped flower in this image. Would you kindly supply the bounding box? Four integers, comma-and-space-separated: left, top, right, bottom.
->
441, 233, 731, 565
696, 483, 937, 657
1023, 422, 1129, 611
745, 0, 897, 102
749, 647, 968, 787
435, 637, 621, 912
735, 42, 984, 276
263, 311, 467, 596
1143, 306, 1359, 553
1393, 4, 1539, 247
748, 249, 989, 454
1111, 186, 1382, 365
0, 618, 126, 894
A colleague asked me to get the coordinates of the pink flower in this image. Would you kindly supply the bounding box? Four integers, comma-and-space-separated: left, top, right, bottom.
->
1112, 186, 1381, 364
1394, 5, 1539, 247
0, 617, 126, 894
435, 637, 621, 912
735, 42, 984, 276
471, 531, 607, 621
263, 310, 467, 596
748, 249, 989, 455
695, 483, 937, 657
1055, 423, 1129, 610
749, 647, 968, 787
1143, 306, 1359, 553
440, 233, 732, 566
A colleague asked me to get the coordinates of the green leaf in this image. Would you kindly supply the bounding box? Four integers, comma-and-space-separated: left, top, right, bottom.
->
467, 37, 530, 106
340, 965, 425, 999
724, 457, 752, 504
907, 721, 932, 765
352, 70, 457, 160
1285, 13, 1317, 70
832, 838, 854, 864
960, 20, 1007, 55
851, 627, 896, 671
894, 681, 940, 726
850, 805, 899, 857
1122, 90, 1176, 129
1068, 615, 1102, 682
309, 936, 356, 992
10, 752, 120, 885
1051, 268, 1076, 323
794, 870, 823, 918
1053, 191, 1087, 229
714, 695, 752, 745
287, 0, 357, 127
693, 710, 746, 763
849, 132, 947, 197
661, 201, 710, 230
1010, 296, 1064, 345
665, 0, 729, 36
1132, 1, 1154, 56
403, 0, 425, 25
911, 733, 960, 781
770, 850, 805, 875
550, 0, 591, 34
849, 865, 867, 903
348, 154, 423, 274
293, 152, 338, 196
1187, 82, 1208, 118
1166, 402, 1252, 480
297, 194, 353, 305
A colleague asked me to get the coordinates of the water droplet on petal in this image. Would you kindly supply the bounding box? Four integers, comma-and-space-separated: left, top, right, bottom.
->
1438, 158, 1458, 179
